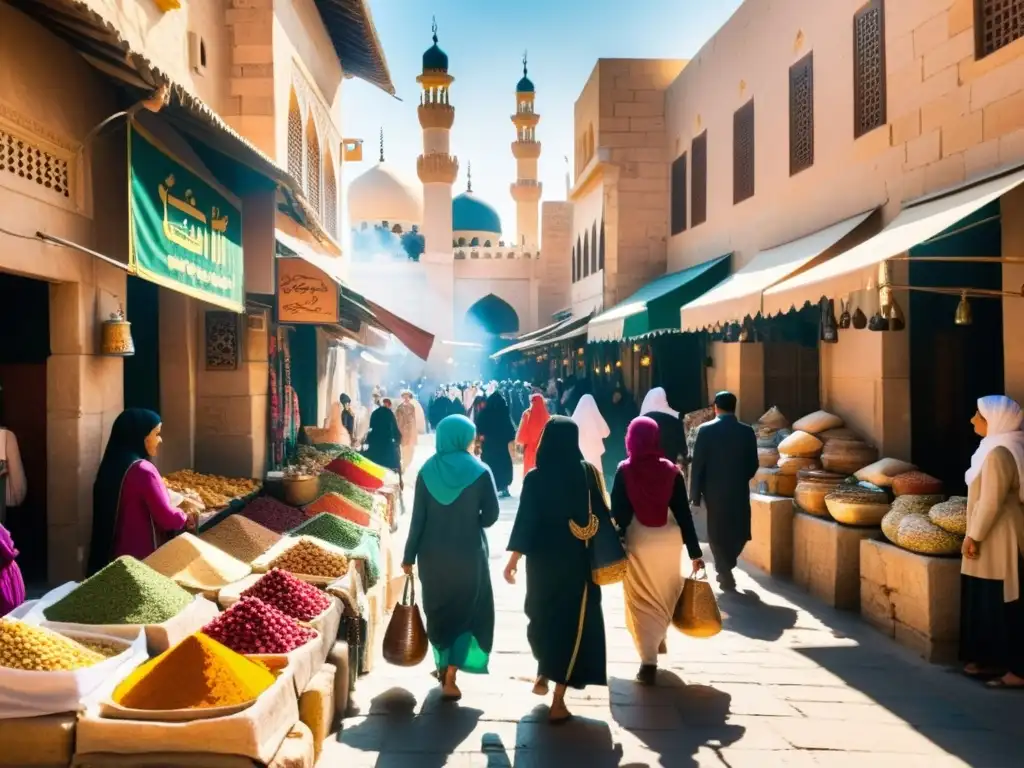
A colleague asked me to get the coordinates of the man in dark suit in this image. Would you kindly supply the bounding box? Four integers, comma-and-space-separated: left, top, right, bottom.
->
689, 391, 759, 591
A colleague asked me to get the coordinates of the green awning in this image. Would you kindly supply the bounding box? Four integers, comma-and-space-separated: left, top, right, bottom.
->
587, 254, 731, 342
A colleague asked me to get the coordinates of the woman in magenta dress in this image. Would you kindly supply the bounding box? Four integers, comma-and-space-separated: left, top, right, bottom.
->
88, 409, 191, 575
0, 523, 25, 615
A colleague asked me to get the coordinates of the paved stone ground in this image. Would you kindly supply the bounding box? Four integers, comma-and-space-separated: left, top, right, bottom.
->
322, 436, 1023, 767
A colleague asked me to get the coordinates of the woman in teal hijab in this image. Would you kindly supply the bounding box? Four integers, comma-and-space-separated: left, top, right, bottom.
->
402, 415, 500, 701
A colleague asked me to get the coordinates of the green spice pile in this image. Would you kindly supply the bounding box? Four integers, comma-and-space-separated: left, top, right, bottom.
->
200, 514, 282, 563
44, 556, 194, 625
318, 472, 375, 509
0, 619, 105, 671
289, 514, 382, 588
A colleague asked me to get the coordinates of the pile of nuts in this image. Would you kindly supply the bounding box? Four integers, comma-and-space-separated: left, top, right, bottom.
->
269, 538, 349, 579
241, 569, 331, 621
203, 597, 316, 655
165, 470, 261, 509
0, 619, 105, 671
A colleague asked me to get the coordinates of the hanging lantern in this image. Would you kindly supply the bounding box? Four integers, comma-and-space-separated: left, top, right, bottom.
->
615, 360, 622, 368
639, 354, 652, 368
955, 292, 973, 326
632, 343, 641, 352
603, 363, 612, 374
577, 347, 585, 355
838, 298, 852, 329
821, 299, 839, 343
886, 296, 906, 331
101, 307, 135, 356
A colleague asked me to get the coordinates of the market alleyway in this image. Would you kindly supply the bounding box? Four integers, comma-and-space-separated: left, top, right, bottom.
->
324, 435, 1022, 767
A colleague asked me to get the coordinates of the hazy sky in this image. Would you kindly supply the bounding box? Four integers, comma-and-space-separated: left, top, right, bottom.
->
341, 0, 743, 242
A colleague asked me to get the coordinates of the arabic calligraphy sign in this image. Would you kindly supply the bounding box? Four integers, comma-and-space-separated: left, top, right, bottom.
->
277, 257, 339, 323
128, 123, 245, 312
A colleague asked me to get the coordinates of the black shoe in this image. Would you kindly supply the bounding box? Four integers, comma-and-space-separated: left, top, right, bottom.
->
717, 571, 737, 592
635, 664, 657, 686
499, 489, 512, 499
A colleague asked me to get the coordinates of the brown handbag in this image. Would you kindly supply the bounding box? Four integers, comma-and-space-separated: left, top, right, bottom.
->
382, 575, 429, 666
672, 568, 722, 638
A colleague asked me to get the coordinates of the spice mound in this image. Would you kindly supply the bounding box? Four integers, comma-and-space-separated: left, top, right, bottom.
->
241, 496, 308, 534
113, 632, 275, 710
318, 473, 376, 510
241, 569, 331, 622
165, 470, 261, 510
44, 556, 193, 625
203, 597, 316, 655
269, 538, 349, 579
0, 619, 106, 671
144, 532, 252, 591
290, 513, 366, 551
200, 515, 282, 563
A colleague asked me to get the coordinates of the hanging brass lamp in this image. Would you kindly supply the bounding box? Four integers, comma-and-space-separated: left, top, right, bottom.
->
100, 306, 135, 356
954, 292, 973, 326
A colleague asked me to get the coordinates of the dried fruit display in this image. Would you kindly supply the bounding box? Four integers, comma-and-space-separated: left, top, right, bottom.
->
241, 569, 330, 622
0, 619, 104, 671
203, 597, 316, 655
269, 538, 349, 579
241, 496, 308, 534
165, 470, 261, 510
44, 556, 193, 625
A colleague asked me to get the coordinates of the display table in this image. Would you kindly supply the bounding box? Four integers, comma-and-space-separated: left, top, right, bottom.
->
792, 512, 875, 610
859, 538, 961, 663
0, 712, 76, 767
741, 494, 794, 577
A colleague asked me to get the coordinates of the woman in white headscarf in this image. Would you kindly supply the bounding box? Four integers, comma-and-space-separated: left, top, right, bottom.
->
639, 387, 687, 469
960, 395, 1024, 689
572, 394, 611, 469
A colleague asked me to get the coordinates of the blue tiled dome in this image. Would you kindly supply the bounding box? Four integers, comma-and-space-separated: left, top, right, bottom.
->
452, 193, 502, 234
516, 75, 535, 93
423, 33, 448, 72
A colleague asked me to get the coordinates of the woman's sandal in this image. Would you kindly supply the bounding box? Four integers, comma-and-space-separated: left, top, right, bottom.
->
985, 677, 1024, 690
548, 707, 572, 725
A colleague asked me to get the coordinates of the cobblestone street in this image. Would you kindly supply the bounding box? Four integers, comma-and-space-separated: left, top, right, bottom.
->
322, 437, 1023, 767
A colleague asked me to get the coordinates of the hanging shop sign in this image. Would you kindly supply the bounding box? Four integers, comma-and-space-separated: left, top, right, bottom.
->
276, 257, 339, 324
128, 123, 245, 312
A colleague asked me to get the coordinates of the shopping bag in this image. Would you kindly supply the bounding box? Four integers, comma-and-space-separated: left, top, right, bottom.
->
570, 463, 627, 586
382, 575, 428, 667
672, 568, 722, 638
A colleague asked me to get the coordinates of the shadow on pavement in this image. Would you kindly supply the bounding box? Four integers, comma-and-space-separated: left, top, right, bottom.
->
718, 588, 798, 641
471, 706, 623, 768
337, 686, 483, 768
612, 671, 743, 767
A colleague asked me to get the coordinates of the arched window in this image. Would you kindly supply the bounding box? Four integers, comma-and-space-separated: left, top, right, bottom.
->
575, 236, 582, 280
305, 118, 321, 214
457, 237, 467, 246
392, 223, 403, 234
583, 230, 591, 278
591, 222, 599, 273
470, 237, 480, 246
322, 147, 337, 238
599, 217, 606, 269
286, 90, 303, 183
484, 240, 492, 247
572, 245, 577, 282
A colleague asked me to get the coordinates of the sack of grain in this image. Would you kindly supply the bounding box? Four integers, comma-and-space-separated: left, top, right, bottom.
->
896, 513, 962, 556
777, 456, 819, 475
777, 431, 823, 458
855, 458, 917, 487
792, 410, 844, 434
758, 406, 789, 431
892, 471, 943, 497
928, 496, 967, 537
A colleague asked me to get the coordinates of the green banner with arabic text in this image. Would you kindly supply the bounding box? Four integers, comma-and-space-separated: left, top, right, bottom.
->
128, 123, 244, 312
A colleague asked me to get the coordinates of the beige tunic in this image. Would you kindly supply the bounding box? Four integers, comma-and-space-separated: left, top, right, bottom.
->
962, 447, 1024, 602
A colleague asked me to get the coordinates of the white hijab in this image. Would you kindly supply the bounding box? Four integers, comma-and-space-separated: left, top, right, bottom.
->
966, 395, 1024, 500
573, 394, 610, 440
640, 387, 679, 419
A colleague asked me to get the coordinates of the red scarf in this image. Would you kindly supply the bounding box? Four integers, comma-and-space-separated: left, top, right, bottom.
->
517, 394, 550, 447
619, 416, 678, 527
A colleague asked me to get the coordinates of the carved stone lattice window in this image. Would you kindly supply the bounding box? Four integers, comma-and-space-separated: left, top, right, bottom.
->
976, 0, 1024, 57
691, 132, 707, 226
204, 312, 240, 370
733, 99, 755, 205
1, 129, 70, 198
323, 152, 337, 238
306, 121, 321, 214
287, 92, 303, 182
789, 53, 814, 176
854, 0, 886, 138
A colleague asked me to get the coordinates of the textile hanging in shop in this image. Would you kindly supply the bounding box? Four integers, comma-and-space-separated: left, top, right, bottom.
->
128, 122, 245, 312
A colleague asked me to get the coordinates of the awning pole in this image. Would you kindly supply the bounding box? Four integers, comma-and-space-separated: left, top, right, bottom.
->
35, 231, 132, 273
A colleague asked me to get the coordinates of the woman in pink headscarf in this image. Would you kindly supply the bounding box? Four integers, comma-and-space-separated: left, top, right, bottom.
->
0, 523, 25, 616
610, 416, 704, 685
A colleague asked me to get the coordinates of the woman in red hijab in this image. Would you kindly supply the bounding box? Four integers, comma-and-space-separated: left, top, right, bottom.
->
516, 393, 550, 475
610, 416, 704, 685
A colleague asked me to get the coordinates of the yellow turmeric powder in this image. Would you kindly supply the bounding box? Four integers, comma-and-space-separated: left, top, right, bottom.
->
112, 632, 275, 710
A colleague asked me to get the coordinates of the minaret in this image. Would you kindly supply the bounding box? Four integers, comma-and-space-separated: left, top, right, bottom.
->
416, 18, 458, 262
511, 52, 542, 250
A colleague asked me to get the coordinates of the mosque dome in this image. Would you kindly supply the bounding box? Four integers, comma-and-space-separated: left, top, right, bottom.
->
422, 32, 448, 73
516, 75, 535, 93
348, 162, 423, 225
452, 192, 502, 235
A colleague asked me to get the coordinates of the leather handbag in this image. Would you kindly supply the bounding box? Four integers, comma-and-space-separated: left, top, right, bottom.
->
569, 463, 627, 586
382, 575, 428, 666
672, 568, 722, 638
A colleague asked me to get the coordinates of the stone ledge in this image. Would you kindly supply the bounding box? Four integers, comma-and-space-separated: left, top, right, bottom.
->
793, 512, 876, 610
741, 494, 794, 577
860, 538, 961, 663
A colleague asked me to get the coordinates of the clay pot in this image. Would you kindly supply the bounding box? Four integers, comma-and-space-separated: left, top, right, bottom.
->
777, 456, 819, 475
821, 439, 878, 475
793, 470, 846, 517
824, 484, 890, 527
750, 468, 797, 498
